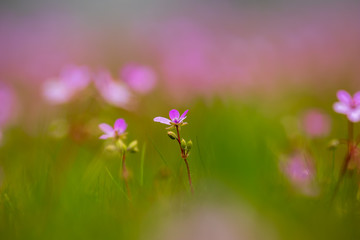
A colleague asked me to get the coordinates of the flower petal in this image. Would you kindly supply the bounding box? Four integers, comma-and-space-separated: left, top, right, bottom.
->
153, 117, 171, 125
169, 109, 180, 121
99, 134, 111, 139
348, 110, 360, 123
114, 118, 127, 133
337, 90, 352, 104
333, 102, 350, 114
180, 109, 189, 120
354, 91, 360, 105
99, 123, 114, 134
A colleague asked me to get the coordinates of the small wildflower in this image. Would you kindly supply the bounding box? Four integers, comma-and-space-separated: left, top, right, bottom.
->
153, 108, 194, 194
153, 109, 189, 126
98, 118, 127, 139
98, 118, 138, 199
333, 90, 360, 122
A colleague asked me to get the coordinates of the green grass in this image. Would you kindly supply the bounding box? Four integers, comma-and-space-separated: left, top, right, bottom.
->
1, 96, 360, 240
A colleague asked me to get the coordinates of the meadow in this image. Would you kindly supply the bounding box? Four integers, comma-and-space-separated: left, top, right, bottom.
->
1, 1, 360, 239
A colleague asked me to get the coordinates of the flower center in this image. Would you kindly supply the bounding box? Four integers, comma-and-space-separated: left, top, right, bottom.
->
350, 100, 357, 109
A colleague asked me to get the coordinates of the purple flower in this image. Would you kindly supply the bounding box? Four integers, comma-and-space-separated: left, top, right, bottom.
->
333, 90, 360, 122
98, 119, 127, 139
154, 109, 189, 125
121, 63, 157, 94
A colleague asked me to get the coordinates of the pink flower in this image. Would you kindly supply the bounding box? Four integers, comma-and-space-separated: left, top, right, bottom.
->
153, 109, 189, 125
301, 109, 331, 138
333, 90, 360, 122
280, 151, 318, 196
121, 63, 157, 94
94, 70, 134, 109
98, 118, 127, 139
42, 65, 90, 104
0, 83, 17, 128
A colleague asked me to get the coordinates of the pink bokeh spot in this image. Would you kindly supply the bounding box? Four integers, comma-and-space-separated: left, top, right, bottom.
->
121, 63, 157, 94
42, 65, 90, 105
0, 83, 17, 128
301, 109, 331, 138
280, 151, 318, 196
94, 70, 134, 109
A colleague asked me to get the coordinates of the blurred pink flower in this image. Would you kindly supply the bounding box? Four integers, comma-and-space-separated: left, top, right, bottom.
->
94, 70, 134, 109
280, 152, 318, 196
99, 118, 127, 139
301, 109, 331, 138
42, 65, 90, 104
333, 90, 360, 122
0, 83, 17, 145
121, 63, 157, 94
0, 83, 16, 128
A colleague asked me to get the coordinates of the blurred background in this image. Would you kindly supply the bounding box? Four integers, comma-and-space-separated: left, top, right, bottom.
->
1, 0, 360, 239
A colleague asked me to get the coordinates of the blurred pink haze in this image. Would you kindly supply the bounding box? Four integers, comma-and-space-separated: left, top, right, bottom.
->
0, 2, 359, 103
0, 83, 17, 143
42, 65, 91, 104
94, 70, 134, 109
121, 63, 157, 94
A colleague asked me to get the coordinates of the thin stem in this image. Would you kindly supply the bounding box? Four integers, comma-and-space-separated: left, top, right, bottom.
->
331, 149, 335, 181
121, 153, 131, 199
348, 120, 354, 153
175, 125, 185, 157
175, 125, 194, 194
333, 120, 355, 200
184, 158, 194, 194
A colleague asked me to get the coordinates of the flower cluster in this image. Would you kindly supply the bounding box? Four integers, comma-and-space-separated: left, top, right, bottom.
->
42, 64, 157, 108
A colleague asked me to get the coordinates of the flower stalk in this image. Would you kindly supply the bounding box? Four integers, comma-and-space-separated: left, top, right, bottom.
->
99, 118, 138, 199
175, 125, 194, 194
154, 109, 194, 194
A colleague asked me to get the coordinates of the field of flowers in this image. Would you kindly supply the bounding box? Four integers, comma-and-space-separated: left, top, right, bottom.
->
1, 1, 360, 239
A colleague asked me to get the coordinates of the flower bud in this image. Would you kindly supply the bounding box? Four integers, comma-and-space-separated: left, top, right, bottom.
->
328, 139, 339, 150
187, 140, 193, 151
127, 140, 139, 153
116, 139, 127, 152
105, 144, 117, 153
181, 138, 187, 149
167, 131, 177, 140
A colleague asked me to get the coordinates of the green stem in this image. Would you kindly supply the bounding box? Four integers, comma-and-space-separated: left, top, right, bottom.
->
121, 153, 131, 199
175, 125, 194, 194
